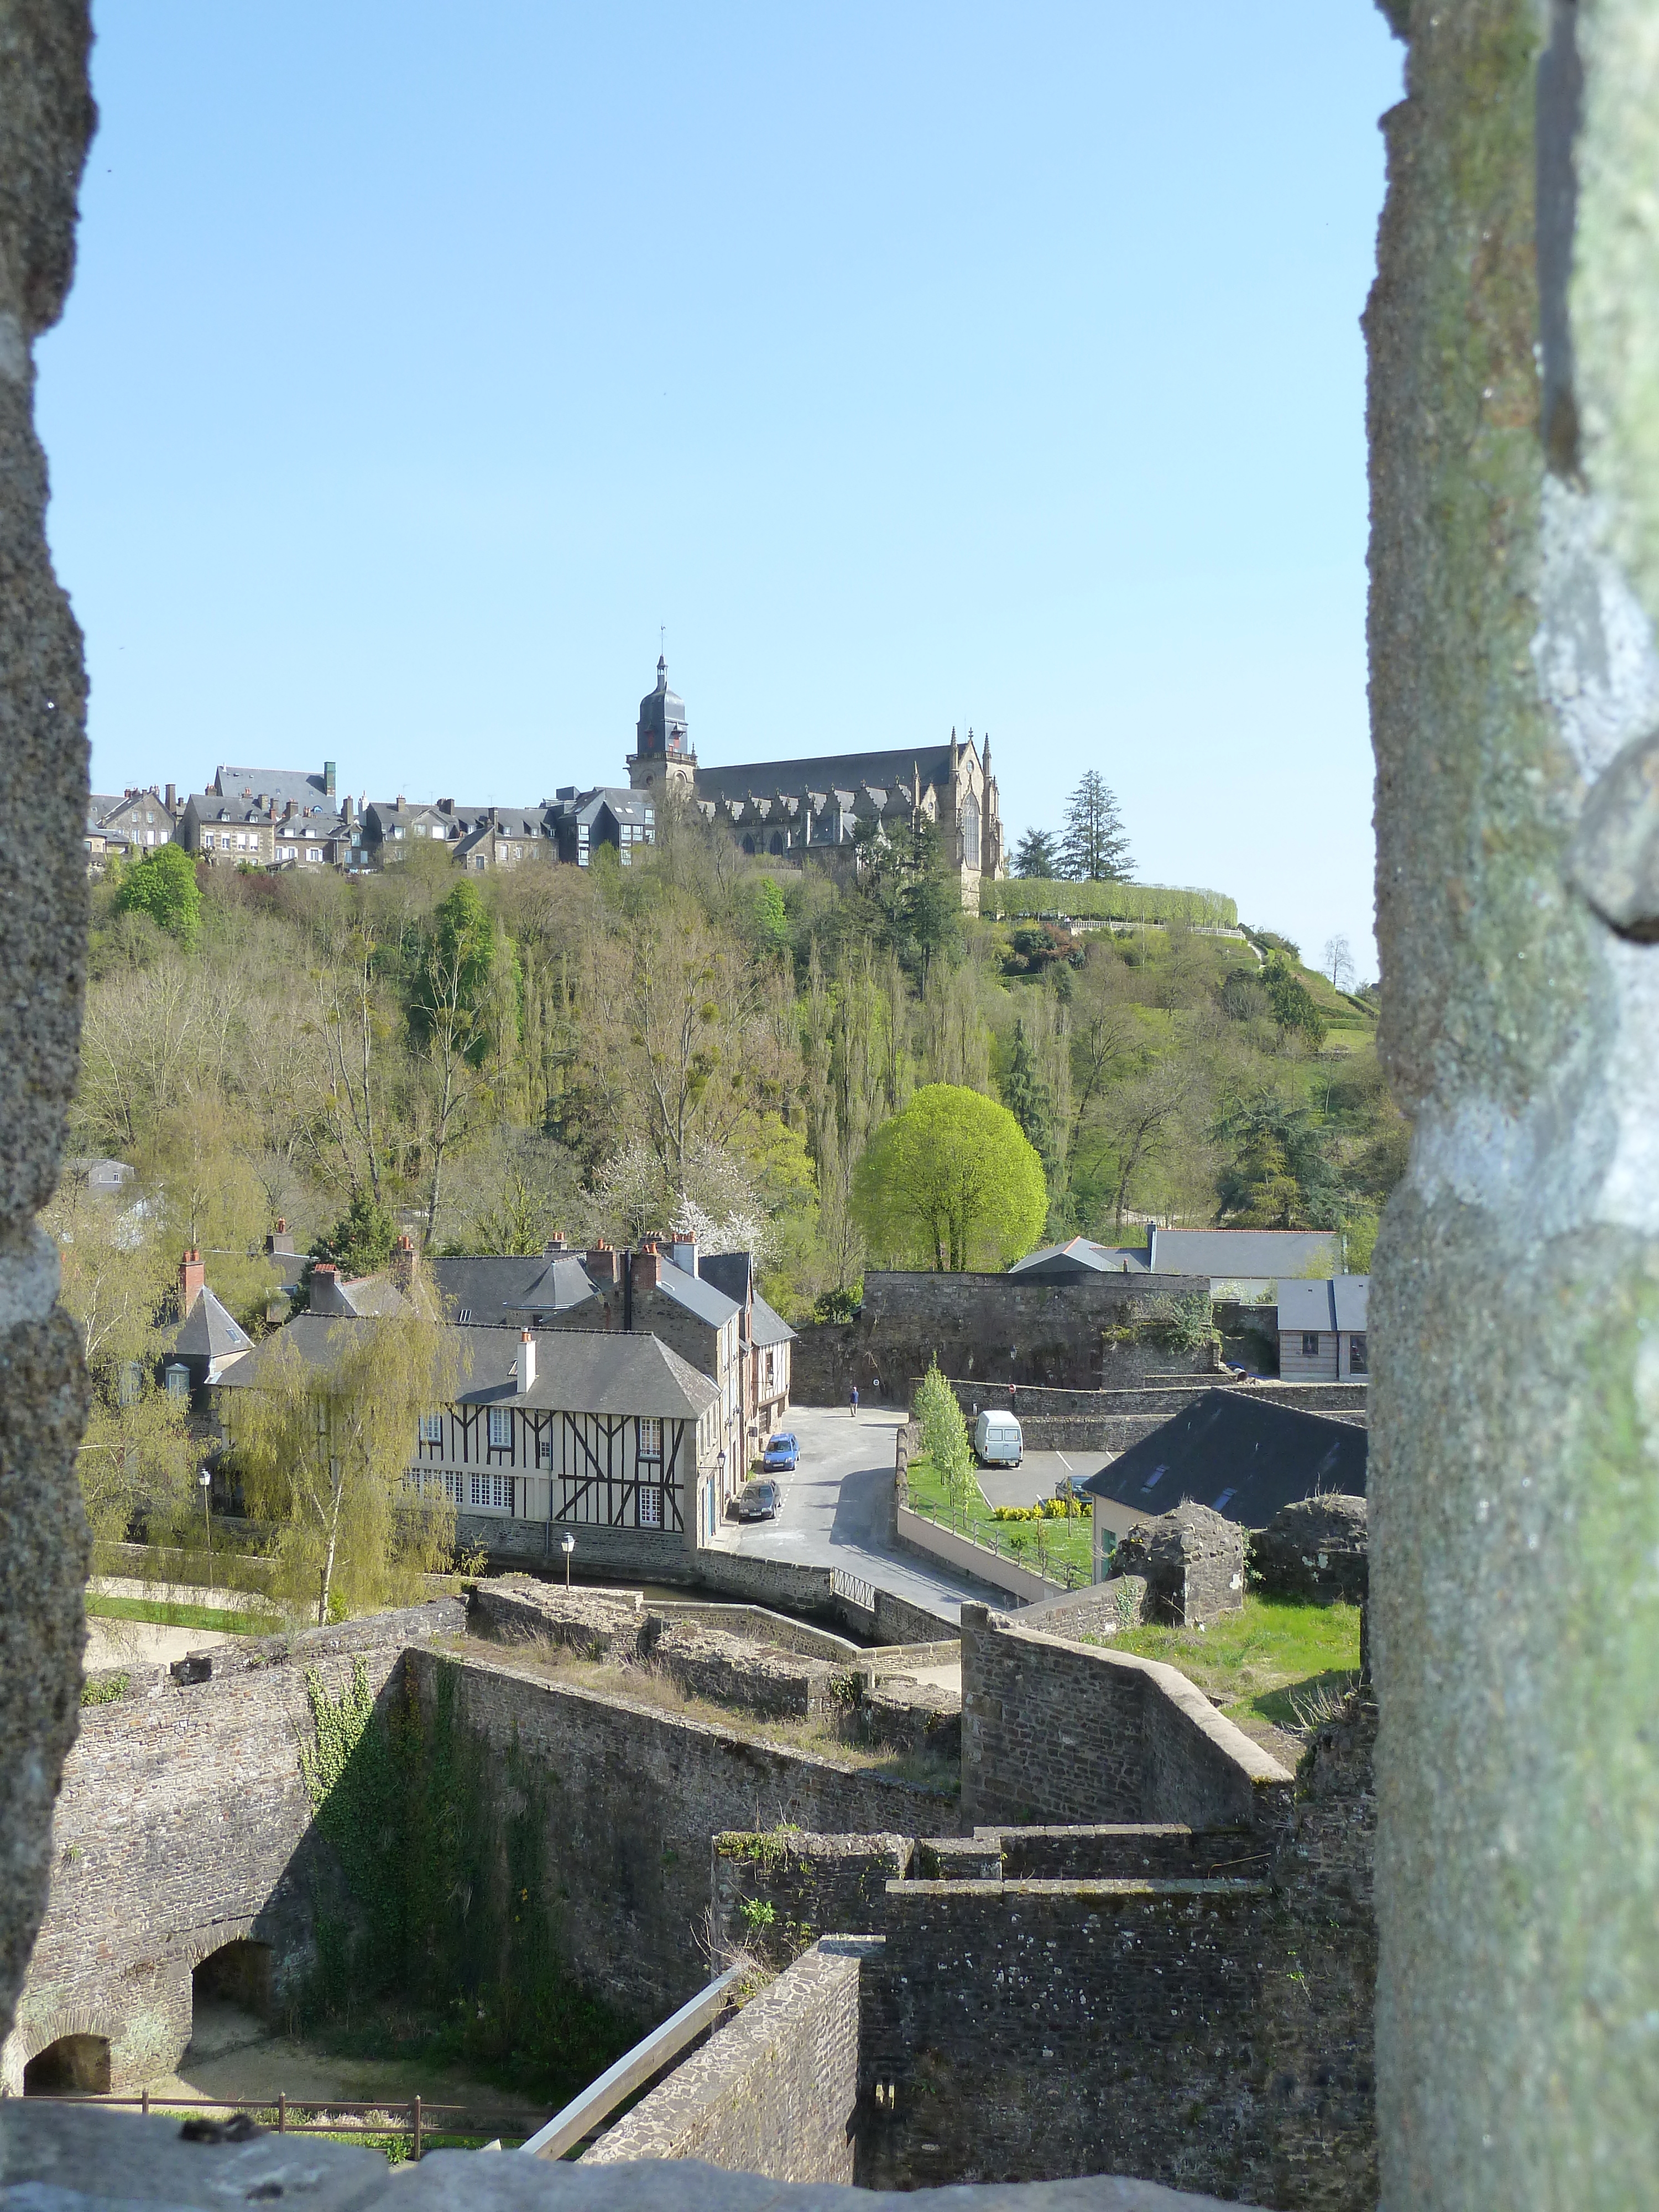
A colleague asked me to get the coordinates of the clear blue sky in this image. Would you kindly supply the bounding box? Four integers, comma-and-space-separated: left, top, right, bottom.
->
41, 2, 1401, 972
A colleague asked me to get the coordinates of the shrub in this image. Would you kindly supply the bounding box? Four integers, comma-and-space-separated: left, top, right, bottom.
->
914, 1362, 973, 1500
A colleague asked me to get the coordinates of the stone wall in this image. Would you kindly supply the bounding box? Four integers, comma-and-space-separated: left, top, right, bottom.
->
1111, 1501, 1245, 1627
1252, 1494, 1368, 1604
959, 1605, 1291, 1832
711, 1832, 911, 1970
404, 1645, 955, 2022
3, 1601, 463, 2093
587, 1938, 871, 2182
791, 1269, 1218, 1402
0, 0, 98, 2053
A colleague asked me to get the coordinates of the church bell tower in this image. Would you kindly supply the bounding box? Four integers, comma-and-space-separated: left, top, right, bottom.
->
627, 656, 697, 797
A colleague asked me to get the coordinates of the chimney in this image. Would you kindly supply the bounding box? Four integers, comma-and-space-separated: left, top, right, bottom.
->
165, 782, 176, 813
396, 794, 405, 810
310, 1262, 342, 1314
518, 1329, 536, 1394
324, 760, 337, 797
390, 1234, 418, 1295
544, 1232, 567, 1255
179, 1249, 205, 1316
669, 1236, 697, 1278
266, 1219, 295, 1256
633, 1241, 662, 1292
585, 1240, 620, 1286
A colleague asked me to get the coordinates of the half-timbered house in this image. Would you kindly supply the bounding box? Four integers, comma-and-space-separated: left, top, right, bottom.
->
216, 1317, 722, 1571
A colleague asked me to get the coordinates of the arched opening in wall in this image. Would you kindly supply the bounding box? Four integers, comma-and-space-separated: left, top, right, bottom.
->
24, 2034, 111, 2095
961, 792, 981, 872
190, 1939, 273, 2059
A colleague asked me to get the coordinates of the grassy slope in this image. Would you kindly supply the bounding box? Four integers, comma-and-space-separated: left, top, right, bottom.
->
85, 1592, 277, 1636
1097, 1595, 1361, 1735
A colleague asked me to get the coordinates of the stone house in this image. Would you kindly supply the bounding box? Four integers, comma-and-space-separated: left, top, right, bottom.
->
91, 785, 179, 862
698, 1249, 795, 1450
1277, 1275, 1370, 1381
547, 784, 657, 869
159, 1249, 253, 1404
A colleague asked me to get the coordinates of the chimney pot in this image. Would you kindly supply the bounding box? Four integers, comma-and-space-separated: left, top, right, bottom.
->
179, 1248, 205, 1315
633, 1243, 662, 1292
390, 1235, 418, 1295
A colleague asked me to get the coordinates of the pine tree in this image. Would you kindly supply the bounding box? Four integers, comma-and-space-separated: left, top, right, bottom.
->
1058, 772, 1134, 881
1012, 827, 1060, 879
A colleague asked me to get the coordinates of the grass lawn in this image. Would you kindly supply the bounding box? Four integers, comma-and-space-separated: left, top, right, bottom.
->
85, 1592, 278, 1637
904, 1450, 1093, 1585
1098, 1597, 1362, 1737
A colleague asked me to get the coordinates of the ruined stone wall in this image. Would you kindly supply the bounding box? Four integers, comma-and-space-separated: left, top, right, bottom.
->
959, 1605, 1291, 1832
3, 1601, 463, 2093
403, 1646, 955, 2022
711, 1832, 911, 1970
790, 1269, 1217, 1402
588, 1938, 870, 2182
0, 0, 98, 2053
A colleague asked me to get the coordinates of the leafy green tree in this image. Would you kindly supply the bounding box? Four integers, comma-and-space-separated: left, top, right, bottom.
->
407, 880, 514, 1237
1058, 771, 1134, 882
1003, 1018, 1057, 1181
1013, 827, 1061, 879
1213, 1094, 1343, 1228
852, 1082, 1046, 1270
1260, 952, 1328, 1047
914, 1359, 973, 1504
309, 1187, 398, 1284
744, 875, 791, 961
113, 843, 201, 944
229, 1315, 461, 1621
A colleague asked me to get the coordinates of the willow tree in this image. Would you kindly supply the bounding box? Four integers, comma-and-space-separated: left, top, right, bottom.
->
852, 1082, 1046, 1271
229, 1316, 463, 1622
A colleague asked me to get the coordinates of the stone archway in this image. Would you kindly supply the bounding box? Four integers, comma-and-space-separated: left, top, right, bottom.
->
190, 1938, 274, 2063
23, 2032, 112, 2095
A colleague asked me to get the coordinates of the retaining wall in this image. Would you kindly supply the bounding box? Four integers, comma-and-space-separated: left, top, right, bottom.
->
404, 1646, 955, 2021
3, 1601, 464, 2095
959, 1605, 1291, 1832
588, 1938, 872, 2182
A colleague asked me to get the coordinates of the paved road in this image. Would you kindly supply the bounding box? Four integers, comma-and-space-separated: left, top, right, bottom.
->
723, 1405, 990, 1627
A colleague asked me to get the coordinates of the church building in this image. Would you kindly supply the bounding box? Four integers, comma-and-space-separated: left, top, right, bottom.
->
624, 657, 1003, 906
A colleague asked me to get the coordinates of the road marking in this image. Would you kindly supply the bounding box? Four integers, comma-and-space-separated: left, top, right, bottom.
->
1055, 1452, 1074, 1472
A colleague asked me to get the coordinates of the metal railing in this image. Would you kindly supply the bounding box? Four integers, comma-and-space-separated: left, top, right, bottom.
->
18, 2091, 547, 2159
520, 1966, 744, 2160
902, 1493, 1087, 1590
829, 1565, 875, 1615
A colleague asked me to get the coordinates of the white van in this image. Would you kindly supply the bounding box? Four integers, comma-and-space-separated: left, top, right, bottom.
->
973, 1411, 1024, 1468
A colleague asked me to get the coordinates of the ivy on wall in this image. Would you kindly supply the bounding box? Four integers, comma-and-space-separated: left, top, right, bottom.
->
298, 1658, 630, 2096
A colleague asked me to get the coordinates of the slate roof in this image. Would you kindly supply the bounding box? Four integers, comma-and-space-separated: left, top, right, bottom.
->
1277, 1275, 1370, 1334
213, 764, 334, 810
693, 741, 968, 808
750, 1292, 794, 1348
697, 1252, 750, 1311
170, 1286, 253, 1364
1080, 1392, 1368, 1530
653, 1256, 740, 1328
430, 1255, 598, 1327
219, 1318, 717, 1419
1148, 1228, 1340, 1280
502, 1254, 604, 1317
1008, 1236, 1151, 1278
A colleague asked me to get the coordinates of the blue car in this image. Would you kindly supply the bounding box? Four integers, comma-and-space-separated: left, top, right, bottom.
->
761, 1432, 799, 1472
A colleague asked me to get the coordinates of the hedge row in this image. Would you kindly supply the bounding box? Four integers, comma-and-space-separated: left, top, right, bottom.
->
982, 879, 1239, 927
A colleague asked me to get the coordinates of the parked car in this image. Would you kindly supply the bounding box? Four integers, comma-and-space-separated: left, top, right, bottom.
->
973, 1411, 1024, 1468
736, 1477, 782, 1521
761, 1432, 799, 1472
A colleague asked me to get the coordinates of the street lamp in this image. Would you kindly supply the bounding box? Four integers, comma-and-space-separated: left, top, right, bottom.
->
557, 1531, 575, 1590
198, 1465, 213, 1594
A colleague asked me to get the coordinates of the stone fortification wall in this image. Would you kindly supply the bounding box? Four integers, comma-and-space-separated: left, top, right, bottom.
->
959, 1605, 1291, 1832
3, 1601, 463, 2094
405, 1646, 953, 2022
1111, 1501, 1245, 1627
855, 1877, 1276, 2196
587, 1938, 872, 2182
791, 1269, 1218, 1402
455, 1514, 688, 1578
711, 1833, 911, 1970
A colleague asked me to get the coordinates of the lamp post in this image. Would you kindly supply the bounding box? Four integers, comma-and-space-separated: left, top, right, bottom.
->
557, 1531, 575, 1590
198, 1465, 213, 1595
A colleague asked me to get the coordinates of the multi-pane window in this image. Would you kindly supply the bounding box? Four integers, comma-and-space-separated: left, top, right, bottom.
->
471, 1470, 512, 1510
638, 1486, 663, 1528
488, 1405, 513, 1449
1302, 1333, 1321, 1358
638, 1417, 662, 1462
1349, 1334, 1369, 1375
418, 1412, 444, 1457
538, 1432, 554, 1468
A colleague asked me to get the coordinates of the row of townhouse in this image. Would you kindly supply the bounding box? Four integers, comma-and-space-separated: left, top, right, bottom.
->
87, 760, 660, 878
164, 1226, 794, 1566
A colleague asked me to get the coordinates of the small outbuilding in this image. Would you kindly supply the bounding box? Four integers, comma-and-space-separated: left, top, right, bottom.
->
1276, 1274, 1369, 1381
1079, 1389, 1368, 1538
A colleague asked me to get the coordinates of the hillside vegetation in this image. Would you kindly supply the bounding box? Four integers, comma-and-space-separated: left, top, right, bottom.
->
61, 813, 1404, 1538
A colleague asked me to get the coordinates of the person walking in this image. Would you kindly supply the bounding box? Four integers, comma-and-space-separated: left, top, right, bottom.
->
849, 1383, 859, 1418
